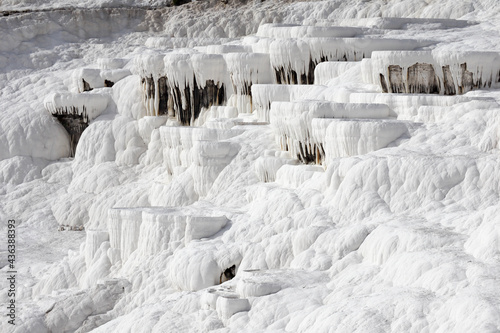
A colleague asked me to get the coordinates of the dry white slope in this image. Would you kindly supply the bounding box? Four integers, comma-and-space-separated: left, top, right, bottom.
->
1, 0, 500, 332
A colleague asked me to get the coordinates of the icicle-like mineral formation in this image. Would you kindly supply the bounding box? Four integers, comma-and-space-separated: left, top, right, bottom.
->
269, 38, 433, 85
190, 53, 230, 125
134, 52, 169, 117
337, 17, 471, 30
256, 23, 366, 38
224, 53, 273, 114
159, 126, 242, 195
348, 92, 495, 119
317, 119, 410, 162
44, 92, 109, 156
108, 206, 228, 266
270, 100, 391, 164
252, 84, 326, 122
314, 61, 359, 85
365, 50, 500, 95
134, 51, 229, 125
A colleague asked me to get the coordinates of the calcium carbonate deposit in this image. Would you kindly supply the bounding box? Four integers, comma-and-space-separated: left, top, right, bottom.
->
2, 0, 500, 332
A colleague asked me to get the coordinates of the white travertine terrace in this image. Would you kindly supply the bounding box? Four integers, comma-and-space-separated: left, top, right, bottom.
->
19, 3, 500, 331
44, 92, 110, 122
364, 50, 500, 95
256, 23, 366, 38
314, 61, 359, 85
269, 37, 434, 84
108, 206, 229, 263
251, 84, 326, 122
314, 118, 410, 164
270, 100, 392, 163
224, 52, 273, 114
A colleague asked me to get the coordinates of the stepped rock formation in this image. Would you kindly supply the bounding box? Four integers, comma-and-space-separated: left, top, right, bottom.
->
44, 92, 109, 156
7, 2, 500, 332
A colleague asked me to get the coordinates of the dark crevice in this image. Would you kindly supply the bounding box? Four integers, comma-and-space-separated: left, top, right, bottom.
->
297, 142, 319, 164
273, 53, 352, 85
158, 76, 168, 116
219, 265, 236, 284
383, 61, 492, 95
458, 63, 474, 94
146, 75, 155, 99
141, 74, 227, 125
442, 65, 456, 95
52, 107, 89, 157
82, 79, 92, 92
379, 73, 388, 93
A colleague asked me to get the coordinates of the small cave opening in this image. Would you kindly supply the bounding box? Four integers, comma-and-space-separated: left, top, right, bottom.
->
82, 79, 93, 92
220, 265, 236, 284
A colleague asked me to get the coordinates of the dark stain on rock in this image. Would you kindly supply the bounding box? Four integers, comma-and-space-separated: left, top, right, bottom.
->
388, 65, 405, 93
298, 142, 322, 164
274, 66, 299, 85
458, 63, 474, 94
51, 107, 90, 157
158, 76, 168, 116
379, 73, 388, 93
168, 77, 226, 126
407, 63, 440, 94
442, 65, 456, 95
273, 57, 319, 85
219, 265, 236, 284
382, 61, 494, 95
146, 75, 155, 99
82, 79, 93, 92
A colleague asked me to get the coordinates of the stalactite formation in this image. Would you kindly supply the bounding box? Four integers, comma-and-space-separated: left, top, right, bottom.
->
381, 63, 483, 95
273, 56, 334, 85
407, 63, 440, 94
158, 76, 169, 116
442, 65, 456, 95
269, 38, 429, 86
458, 63, 475, 94
382, 61, 492, 95
141, 74, 226, 125
51, 106, 90, 157
278, 134, 325, 165
173, 77, 225, 126
388, 65, 405, 93
371, 50, 500, 95
380, 73, 389, 93
44, 92, 109, 158
146, 76, 155, 99
297, 141, 324, 164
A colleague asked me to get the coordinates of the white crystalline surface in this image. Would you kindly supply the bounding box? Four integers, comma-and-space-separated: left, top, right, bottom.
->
44, 92, 110, 122
3, 0, 500, 333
